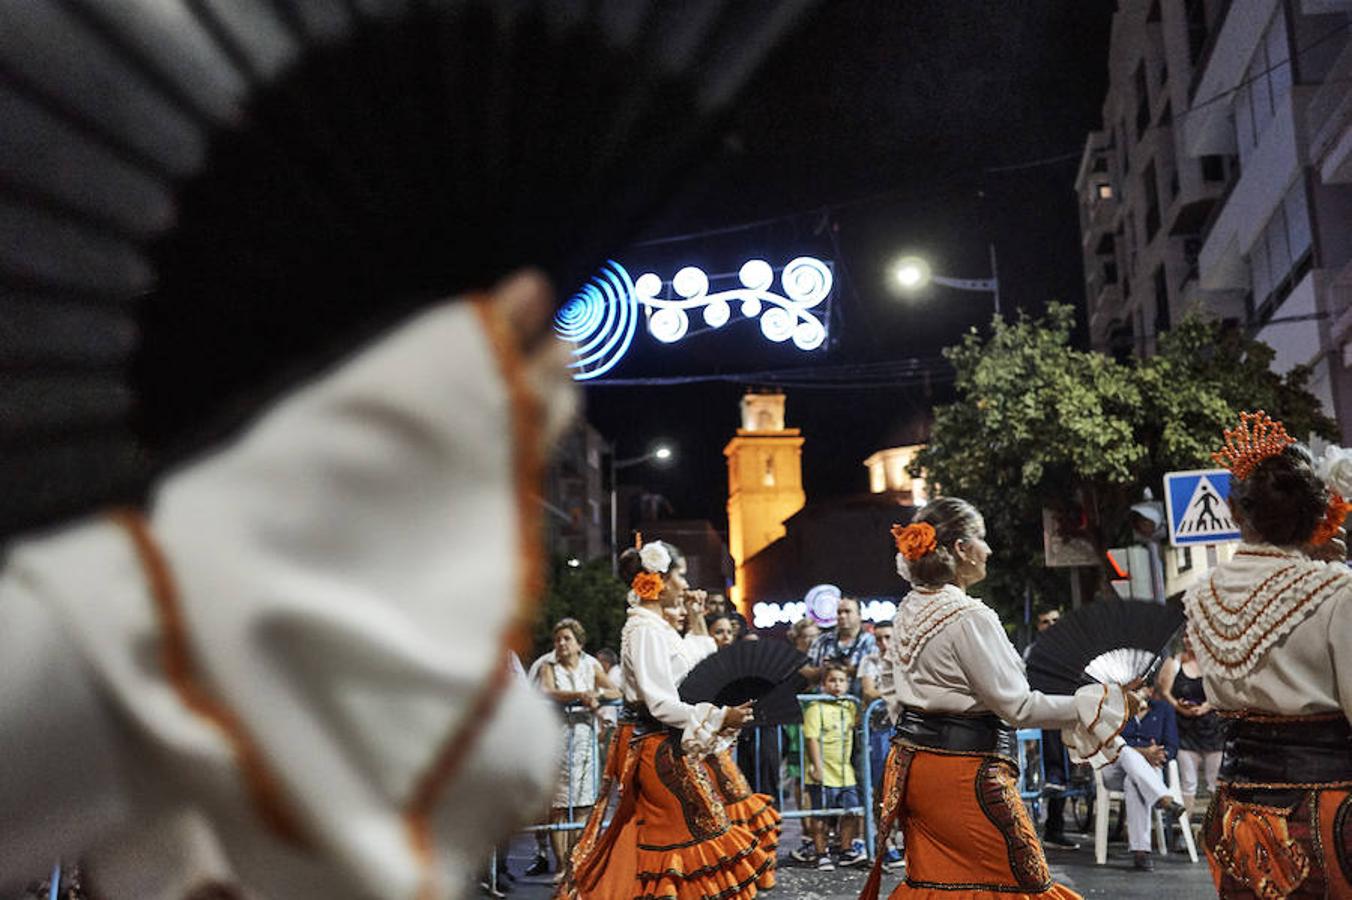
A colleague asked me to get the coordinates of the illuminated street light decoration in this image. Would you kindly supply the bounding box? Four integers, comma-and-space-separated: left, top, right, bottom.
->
556, 256, 833, 380
554, 261, 640, 381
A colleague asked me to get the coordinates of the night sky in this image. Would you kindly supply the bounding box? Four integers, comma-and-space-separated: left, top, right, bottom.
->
584, 2, 1117, 527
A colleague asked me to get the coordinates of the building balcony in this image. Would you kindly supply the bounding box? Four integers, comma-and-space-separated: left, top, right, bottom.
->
1184, 0, 1277, 156
1198, 86, 1315, 291
1308, 36, 1352, 183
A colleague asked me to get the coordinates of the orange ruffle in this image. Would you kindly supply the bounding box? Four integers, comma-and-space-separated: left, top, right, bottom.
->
635, 826, 775, 900
571, 733, 772, 900
725, 794, 782, 846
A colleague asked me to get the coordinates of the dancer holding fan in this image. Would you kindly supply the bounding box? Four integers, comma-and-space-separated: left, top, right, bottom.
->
1182, 411, 1352, 899
564, 540, 770, 900
861, 498, 1136, 900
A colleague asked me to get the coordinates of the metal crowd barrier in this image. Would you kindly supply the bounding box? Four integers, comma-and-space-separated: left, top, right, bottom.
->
511, 695, 888, 852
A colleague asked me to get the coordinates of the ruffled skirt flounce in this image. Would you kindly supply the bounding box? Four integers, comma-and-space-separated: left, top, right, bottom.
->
566, 727, 774, 900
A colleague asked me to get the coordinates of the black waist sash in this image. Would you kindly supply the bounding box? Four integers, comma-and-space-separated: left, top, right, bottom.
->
894, 708, 1017, 760
620, 702, 672, 738
1220, 712, 1352, 787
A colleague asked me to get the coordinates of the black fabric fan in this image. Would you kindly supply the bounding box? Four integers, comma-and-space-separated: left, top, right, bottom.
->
679, 639, 807, 725
748, 670, 808, 726
0, 0, 819, 537
1025, 599, 1185, 696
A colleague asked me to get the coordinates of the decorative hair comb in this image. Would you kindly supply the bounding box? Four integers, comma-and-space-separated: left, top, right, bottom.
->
1210, 410, 1295, 480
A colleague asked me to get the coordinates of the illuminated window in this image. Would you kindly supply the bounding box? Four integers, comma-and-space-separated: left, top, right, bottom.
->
1096, 183, 1113, 200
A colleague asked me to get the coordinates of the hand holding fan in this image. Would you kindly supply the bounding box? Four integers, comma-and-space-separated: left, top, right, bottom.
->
1025, 599, 1184, 696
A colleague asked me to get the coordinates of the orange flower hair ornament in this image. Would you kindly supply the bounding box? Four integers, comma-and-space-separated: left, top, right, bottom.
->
1211, 410, 1295, 480
1311, 493, 1350, 546
631, 571, 665, 601
892, 522, 938, 561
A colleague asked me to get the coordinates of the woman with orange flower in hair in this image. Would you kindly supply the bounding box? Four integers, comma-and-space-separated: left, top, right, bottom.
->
861, 497, 1136, 900
1182, 411, 1352, 899
564, 540, 770, 900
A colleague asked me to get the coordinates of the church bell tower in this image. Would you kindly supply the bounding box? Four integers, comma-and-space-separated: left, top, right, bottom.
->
724, 391, 805, 614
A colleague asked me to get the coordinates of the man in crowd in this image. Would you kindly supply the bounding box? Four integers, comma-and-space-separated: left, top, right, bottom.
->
801, 596, 876, 696
858, 621, 903, 872
1026, 607, 1079, 851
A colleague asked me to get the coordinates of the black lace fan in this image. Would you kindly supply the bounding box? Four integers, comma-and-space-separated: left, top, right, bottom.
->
679, 640, 807, 725
1025, 599, 1185, 696
0, 0, 819, 537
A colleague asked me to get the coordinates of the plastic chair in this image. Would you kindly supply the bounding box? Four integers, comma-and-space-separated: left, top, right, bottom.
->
1092, 757, 1198, 864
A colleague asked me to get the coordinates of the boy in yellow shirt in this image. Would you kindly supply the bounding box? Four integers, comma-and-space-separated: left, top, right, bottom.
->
803, 662, 865, 869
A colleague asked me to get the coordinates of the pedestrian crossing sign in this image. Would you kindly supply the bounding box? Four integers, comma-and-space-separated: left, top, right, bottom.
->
1163, 468, 1241, 546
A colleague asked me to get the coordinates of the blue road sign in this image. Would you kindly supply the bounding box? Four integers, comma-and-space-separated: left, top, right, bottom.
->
1164, 468, 1240, 546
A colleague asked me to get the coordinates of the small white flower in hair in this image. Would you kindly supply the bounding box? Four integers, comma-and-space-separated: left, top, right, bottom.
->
639, 541, 673, 574
1318, 446, 1352, 497
895, 552, 912, 583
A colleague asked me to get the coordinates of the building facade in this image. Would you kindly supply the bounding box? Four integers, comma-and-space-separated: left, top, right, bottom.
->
542, 418, 608, 563
1076, 0, 1241, 359
1079, 0, 1352, 440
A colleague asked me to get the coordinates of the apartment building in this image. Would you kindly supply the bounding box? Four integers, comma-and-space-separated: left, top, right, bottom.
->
1076, 0, 1239, 358
1078, 1, 1352, 440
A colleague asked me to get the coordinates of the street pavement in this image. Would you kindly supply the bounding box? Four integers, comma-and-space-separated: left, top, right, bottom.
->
488, 823, 1218, 899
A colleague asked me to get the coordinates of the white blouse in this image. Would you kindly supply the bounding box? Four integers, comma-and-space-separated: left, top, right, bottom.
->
1184, 545, 1352, 722
0, 300, 567, 900
887, 585, 1129, 765
620, 607, 723, 755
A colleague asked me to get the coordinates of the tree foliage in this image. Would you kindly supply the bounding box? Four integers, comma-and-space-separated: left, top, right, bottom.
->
913, 304, 1336, 619
531, 555, 629, 662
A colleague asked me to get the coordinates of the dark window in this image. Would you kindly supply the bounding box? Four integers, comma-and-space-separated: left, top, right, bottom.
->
1123, 274, 1132, 299
1092, 156, 1109, 173
1159, 101, 1172, 126
1135, 62, 1151, 137
1144, 160, 1160, 241
1201, 154, 1226, 181
1104, 262, 1119, 284
1178, 546, 1193, 574
1120, 120, 1131, 173
1147, 0, 1162, 22
1185, 0, 1209, 66
1153, 266, 1170, 334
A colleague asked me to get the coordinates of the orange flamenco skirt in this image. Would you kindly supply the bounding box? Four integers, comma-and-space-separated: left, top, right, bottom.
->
861, 745, 1081, 900
705, 747, 781, 881
564, 724, 774, 900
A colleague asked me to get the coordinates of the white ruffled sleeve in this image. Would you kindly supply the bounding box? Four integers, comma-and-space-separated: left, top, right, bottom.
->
1062, 684, 1131, 768
630, 627, 725, 755
0, 299, 570, 899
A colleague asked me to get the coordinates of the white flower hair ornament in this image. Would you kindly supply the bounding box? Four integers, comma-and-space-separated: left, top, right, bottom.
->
638, 541, 673, 574
1317, 445, 1352, 497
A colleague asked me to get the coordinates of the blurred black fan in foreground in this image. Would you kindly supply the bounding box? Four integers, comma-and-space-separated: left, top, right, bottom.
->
680, 639, 808, 726
1025, 599, 1185, 696
0, 0, 819, 537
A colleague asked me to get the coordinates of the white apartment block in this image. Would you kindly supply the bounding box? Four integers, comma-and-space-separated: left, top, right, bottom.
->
1078, 0, 1352, 440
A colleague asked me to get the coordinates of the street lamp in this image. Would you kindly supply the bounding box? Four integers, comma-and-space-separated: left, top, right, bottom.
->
892, 244, 1002, 316
609, 443, 675, 572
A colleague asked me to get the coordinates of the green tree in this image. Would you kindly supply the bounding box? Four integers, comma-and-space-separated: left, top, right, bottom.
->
912, 304, 1336, 620
532, 556, 629, 662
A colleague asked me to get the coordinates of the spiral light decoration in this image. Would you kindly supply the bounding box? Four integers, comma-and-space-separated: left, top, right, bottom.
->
554, 260, 639, 381
555, 256, 833, 379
